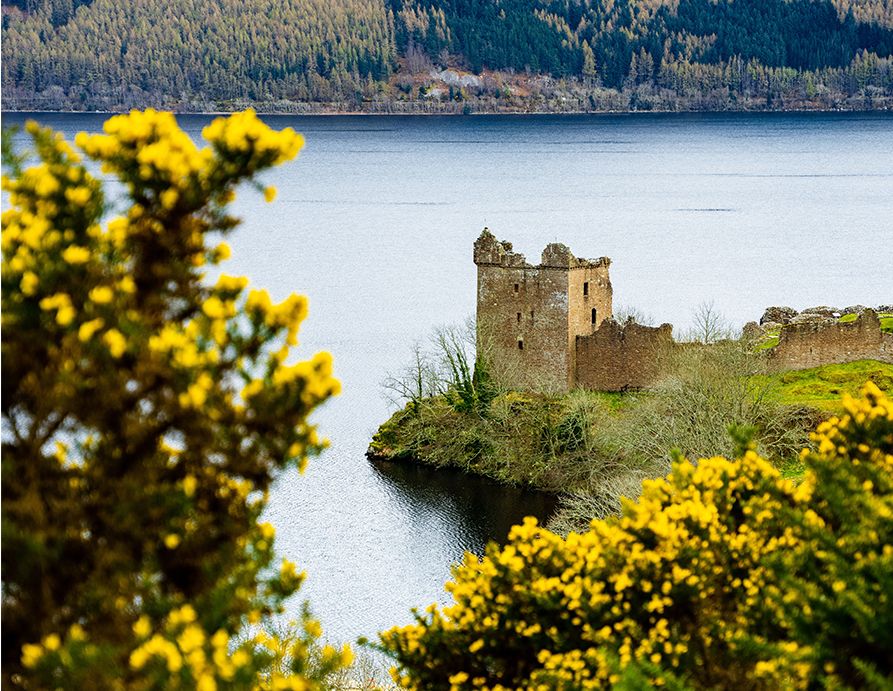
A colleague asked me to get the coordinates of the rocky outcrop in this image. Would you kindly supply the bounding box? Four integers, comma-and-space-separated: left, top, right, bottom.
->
800, 306, 838, 318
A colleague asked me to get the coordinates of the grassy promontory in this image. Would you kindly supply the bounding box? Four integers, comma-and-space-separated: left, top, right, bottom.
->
369, 346, 893, 529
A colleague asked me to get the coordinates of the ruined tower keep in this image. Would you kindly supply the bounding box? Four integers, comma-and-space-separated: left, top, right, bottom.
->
474, 228, 613, 390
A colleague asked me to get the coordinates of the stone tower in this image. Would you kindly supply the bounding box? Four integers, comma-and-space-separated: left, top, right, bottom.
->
474, 228, 613, 391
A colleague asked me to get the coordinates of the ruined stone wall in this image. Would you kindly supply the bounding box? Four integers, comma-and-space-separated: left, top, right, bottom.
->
567, 262, 613, 381
475, 231, 570, 390
474, 229, 613, 391
575, 320, 674, 392
477, 263, 572, 390
768, 309, 893, 370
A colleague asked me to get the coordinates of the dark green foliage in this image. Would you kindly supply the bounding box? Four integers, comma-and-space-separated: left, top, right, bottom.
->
3, 0, 893, 110
390, 0, 893, 88
2, 0, 397, 108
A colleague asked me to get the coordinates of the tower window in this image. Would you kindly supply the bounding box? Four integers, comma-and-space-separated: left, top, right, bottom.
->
518, 340, 524, 350
517, 312, 521, 323
514, 283, 519, 293
583, 282, 589, 296
592, 308, 597, 324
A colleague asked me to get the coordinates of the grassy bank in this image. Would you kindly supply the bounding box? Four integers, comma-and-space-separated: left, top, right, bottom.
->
369, 351, 893, 529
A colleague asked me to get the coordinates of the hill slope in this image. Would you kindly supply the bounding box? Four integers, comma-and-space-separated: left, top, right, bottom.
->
3, 0, 892, 111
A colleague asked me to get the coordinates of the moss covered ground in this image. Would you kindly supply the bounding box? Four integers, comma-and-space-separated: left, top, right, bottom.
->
758, 359, 893, 411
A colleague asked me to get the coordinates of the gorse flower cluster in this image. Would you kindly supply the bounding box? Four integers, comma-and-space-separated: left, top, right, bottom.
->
381, 384, 893, 690
2, 111, 344, 688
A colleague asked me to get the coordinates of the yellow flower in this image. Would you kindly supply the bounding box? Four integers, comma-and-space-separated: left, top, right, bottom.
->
202, 296, 227, 319
263, 186, 277, 203
177, 624, 205, 653
64, 186, 91, 205
103, 329, 127, 358
20, 271, 39, 295
183, 475, 197, 497
56, 305, 76, 326
134, 616, 152, 639
614, 572, 632, 592
164, 534, 181, 549
35, 173, 59, 197
215, 274, 249, 292
246, 289, 272, 316
62, 245, 91, 264
89, 285, 114, 304
449, 672, 469, 685
160, 188, 179, 209
21, 643, 44, 668
78, 318, 105, 342
118, 276, 136, 294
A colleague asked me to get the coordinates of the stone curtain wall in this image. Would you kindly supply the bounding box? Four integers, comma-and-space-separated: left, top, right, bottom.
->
575, 320, 674, 392
768, 309, 893, 370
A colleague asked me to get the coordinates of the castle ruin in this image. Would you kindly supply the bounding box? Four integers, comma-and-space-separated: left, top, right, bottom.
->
474, 228, 671, 391
474, 228, 892, 392
767, 309, 893, 370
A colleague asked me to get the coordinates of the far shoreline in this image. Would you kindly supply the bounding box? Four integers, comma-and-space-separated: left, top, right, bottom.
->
4, 105, 893, 118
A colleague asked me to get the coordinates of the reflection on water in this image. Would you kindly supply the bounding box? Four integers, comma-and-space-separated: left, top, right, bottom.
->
371, 459, 558, 558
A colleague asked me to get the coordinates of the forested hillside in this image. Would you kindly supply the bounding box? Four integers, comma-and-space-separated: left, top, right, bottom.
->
3, 0, 893, 111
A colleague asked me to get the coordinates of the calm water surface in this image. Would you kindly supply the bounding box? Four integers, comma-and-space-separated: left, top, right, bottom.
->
5, 111, 893, 644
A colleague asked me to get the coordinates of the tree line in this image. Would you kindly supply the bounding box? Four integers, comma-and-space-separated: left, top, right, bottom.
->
3, 0, 892, 110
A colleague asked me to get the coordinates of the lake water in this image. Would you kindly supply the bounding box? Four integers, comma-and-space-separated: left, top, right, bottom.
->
4, 111, 893, 645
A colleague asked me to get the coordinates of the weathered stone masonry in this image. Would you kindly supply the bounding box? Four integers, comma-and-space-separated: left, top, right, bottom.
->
475, 229, 891, 392
768, 309, 893, 370
576, 320, 674, 391
474, 229, 612, 390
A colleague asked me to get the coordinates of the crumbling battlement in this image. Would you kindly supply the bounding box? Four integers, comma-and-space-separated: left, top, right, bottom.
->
473, 228, 611, 270
768, 309, 893, 370
576, 320, 675, 392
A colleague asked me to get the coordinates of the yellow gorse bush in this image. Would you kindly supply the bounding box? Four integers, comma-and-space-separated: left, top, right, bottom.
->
2, 111, 345, 688
381, 384, 893, 690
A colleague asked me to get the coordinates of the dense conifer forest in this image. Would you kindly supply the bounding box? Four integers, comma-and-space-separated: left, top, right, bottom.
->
3, 0, 893, 111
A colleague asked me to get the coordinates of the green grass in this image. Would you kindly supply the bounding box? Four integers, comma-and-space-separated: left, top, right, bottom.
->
759, 359, 893, 411
837, 311, 892, 332
585, 390, 632, 412
755, 334, 780, 351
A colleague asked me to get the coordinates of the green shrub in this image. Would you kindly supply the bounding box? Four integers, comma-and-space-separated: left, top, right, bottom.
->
2, 111, 348, 688
380, 384, 893, 690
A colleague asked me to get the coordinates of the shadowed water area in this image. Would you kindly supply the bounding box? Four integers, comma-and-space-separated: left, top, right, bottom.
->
5, 111, 892, 644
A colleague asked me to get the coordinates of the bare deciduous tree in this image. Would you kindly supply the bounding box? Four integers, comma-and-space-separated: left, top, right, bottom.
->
684, 300, 735, 344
